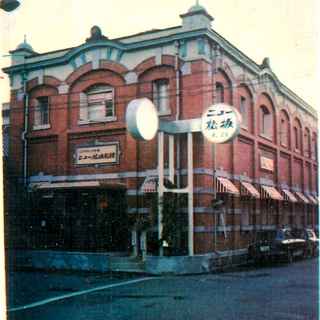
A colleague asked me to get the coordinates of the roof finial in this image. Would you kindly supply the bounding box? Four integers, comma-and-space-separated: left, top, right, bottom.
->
196, 0, 199, 5
24, 34, 27, 43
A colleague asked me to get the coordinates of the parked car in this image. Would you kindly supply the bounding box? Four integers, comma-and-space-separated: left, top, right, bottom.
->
247, 229, 307, 264
291, 228, 319, 258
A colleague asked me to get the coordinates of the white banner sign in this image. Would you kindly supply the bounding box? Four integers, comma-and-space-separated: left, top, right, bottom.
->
201, 103, 242, 143
76, 145, 118, 165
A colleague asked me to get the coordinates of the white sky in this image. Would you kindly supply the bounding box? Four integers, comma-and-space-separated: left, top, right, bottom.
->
0, 0, 319, 109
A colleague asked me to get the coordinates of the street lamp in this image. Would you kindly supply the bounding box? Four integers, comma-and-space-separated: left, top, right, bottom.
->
0, 0, 20, 12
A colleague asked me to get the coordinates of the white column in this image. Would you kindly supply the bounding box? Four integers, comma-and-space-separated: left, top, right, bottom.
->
187, 132, 194, 256
131, 229, 138, 257
169, 135, 174, 183
158, 131, 164, 256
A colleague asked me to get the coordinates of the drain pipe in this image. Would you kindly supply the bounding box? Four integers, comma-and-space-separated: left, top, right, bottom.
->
174, 41, 181, 188
22, 71, 29, 187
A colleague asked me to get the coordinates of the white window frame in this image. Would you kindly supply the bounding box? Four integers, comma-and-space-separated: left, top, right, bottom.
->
153, 79, 170, 116
78, 85, 116, 125
33, 96, 51, 130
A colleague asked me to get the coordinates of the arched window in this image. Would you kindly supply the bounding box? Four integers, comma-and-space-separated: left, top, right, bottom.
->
34, 96, 50, 127
260, 105, 272, 138
240, 96, 248, 128
280, 119, 288, 146
293, 119, 302, 152
79, 84, 115, 122
304, 128, 311, 157
153, 79, 170, 115
215, 82, 224, 103
312, 133, 317, 160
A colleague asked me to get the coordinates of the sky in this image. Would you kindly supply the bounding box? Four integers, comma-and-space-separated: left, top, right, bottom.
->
0, 0, 319, 109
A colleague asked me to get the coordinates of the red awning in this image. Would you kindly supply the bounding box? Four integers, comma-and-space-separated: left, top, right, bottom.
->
306, 195, 318, 205
140, 177, 158, 193
295, 192, 310, 204
240, 182, 260, 198
261, 185, 283, 201
282, 189, 298, 202
216, 177, 240, 196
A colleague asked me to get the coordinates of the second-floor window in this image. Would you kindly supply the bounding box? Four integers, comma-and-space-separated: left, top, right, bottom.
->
215, 83, 224, 103
80, 85, 114, 122
240, 96, 248, 128
34, 96, 49, 127
153, 79, 170, 115
260, 105, 272, 138
280, 118, 288, 147
294, 126, 300, 151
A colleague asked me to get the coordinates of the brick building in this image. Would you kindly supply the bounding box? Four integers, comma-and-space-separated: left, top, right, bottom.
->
3, 4, 318, 256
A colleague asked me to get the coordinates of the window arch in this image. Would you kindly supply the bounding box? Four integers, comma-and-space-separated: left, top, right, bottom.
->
293, 118, 302, 152
238, 84, 253, 131
79, 84, 115, 122
279, 110, 290, 148
304, 128, 311, 157
260, 105, 272, 138
152, 78, 170, 115
312, 133, 317, 160
215, 82, 224, 103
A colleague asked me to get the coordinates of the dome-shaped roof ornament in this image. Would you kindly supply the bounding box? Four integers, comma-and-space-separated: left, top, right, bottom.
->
261, 57, 271, 69
15, 35, 34, 53
181, 1, 213, 30
86, 25, 108, 43
188, 0, 207, 13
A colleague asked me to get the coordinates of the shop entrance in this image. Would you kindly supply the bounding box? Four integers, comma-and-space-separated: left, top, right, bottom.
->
30, 187, 129, 253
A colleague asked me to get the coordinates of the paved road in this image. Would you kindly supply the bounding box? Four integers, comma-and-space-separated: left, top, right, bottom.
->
7, 258, 318, 320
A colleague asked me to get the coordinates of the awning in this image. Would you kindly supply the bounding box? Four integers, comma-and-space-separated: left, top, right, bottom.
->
140, 177, 158, 193
282, 189, 298, 202
261, 185, 283, 201
306, 194, 318, 205
240, 182, 260, 198
295, 192, 310, 204
216, 177, 240, 196
32, 181, 126, 190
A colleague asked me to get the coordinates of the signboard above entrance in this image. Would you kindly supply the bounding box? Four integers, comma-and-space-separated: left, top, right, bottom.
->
201, 104, 242, 144
75, 144, 118, 165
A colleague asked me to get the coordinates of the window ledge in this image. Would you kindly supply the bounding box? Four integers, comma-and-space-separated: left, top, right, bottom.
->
33, 124, 51, 131
78, 117, 117, 125
259, 133, 273, 142
158, 110, 171, 116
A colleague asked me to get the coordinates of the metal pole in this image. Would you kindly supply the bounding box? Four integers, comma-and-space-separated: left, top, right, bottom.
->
187, 132, 194, 256
169, 135, 174, 183
212, 143, 217, 250
158, 132, 164, 256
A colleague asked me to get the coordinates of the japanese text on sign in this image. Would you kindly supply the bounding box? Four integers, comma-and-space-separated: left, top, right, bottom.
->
76, 145, 118, 165
201, 104, 241, 144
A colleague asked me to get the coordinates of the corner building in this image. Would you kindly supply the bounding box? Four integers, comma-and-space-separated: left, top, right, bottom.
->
4, 4, 318, 255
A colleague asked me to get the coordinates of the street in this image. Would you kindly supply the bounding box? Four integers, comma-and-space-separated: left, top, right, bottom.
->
7, 258, 318, 320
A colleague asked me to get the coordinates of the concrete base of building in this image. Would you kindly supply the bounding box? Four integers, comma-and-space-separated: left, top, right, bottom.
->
7, 249, 248, 275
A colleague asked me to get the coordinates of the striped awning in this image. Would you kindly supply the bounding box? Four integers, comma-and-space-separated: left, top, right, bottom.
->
216, 177, 240, 196
295, 192, 310, 204
140, 177, 158, 193
282, 189, 298, 202
306, 194, 318, 205
261, 185, 283, 201
240, 182, 260, 198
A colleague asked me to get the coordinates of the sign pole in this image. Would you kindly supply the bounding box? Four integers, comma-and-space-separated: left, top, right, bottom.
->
158, 131, 164, 256
187, 132, 194, 256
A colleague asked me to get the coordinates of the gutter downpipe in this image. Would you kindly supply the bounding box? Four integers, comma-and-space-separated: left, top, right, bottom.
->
22, 69, 28, 187
174, 41, 181, 188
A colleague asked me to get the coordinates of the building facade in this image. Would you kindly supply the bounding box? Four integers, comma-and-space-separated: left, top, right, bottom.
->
3, 4, 318, 255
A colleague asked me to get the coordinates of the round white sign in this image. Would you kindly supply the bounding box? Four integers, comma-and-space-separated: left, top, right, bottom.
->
126, 98, 159, 141
201, 103, 242, 143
